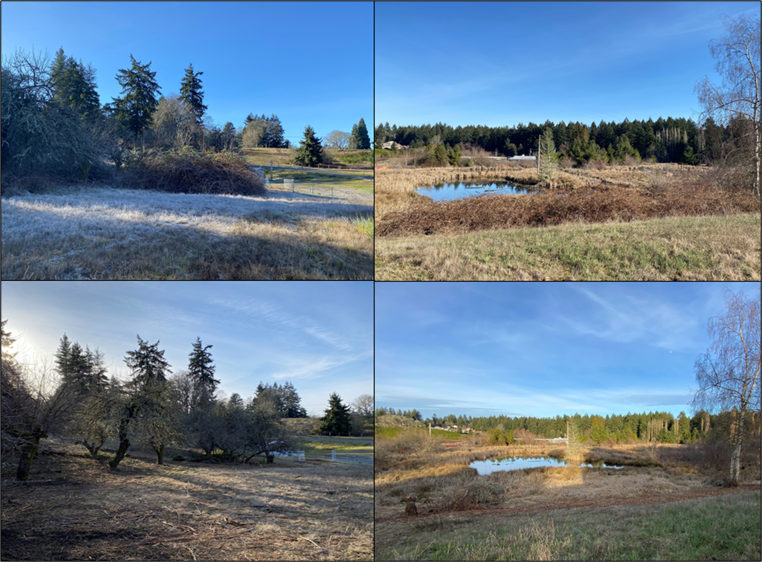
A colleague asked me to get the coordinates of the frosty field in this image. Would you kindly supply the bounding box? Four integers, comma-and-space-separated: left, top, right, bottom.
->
1, 187, 374, 280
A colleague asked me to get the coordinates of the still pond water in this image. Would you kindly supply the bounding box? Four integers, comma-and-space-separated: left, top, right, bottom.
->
415, 182, 537, 202
470, 456, 624, 475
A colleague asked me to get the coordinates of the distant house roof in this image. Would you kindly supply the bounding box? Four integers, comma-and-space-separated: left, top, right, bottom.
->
509, 155, 536, 161
382, 141, 408, 150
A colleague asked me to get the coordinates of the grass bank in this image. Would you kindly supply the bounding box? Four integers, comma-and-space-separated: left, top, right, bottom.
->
375, 212, 761, 280
377, 491, 761, 560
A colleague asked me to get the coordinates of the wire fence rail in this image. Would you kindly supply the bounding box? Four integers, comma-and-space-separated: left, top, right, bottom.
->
268, 179, 373, 203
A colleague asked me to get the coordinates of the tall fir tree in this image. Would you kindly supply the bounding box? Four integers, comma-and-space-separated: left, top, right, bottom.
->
355, 118, 371, 149
110, 55, 162, 141
319, 393, 352, 435
349, 123, 359, 149
188, 337, 219, 409
50, 48, 101, 121
124, 336, 171, 392
54, 334, 73, 382
179, 63, 208, 125
294, 126, 324, 166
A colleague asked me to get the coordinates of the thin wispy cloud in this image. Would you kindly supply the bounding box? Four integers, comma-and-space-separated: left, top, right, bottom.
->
376, 282, 755, 420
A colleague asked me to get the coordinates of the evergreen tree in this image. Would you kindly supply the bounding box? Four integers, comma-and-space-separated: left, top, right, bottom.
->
54, 333, 73, 382
124, 336, 171, 392
349, 123, 359, 150
320, 393, 352, 435
356, 118, 371, 149
590, 415, 609, 444
188, 337, 219, 409
294, 126, 324, 166
682, 145, 698, 165
110, 55, 162, 141
179, 63, 208, 125
50, 48, 100, 121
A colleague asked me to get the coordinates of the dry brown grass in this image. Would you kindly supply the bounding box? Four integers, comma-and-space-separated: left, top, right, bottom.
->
1, 440, 372, 560
375, 213, 761, 281
375, 433, 760, 524
124, 149, 268, 196
377, 183, 759, 238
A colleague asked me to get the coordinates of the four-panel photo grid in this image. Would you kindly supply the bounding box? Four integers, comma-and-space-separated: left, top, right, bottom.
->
1, 1, 760, 561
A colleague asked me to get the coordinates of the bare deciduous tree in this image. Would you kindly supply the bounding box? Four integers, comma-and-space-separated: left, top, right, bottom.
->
693, 290, 761, 485
695, 14, 761, 194
325, 130, 350, 151
1, 354, 80, 480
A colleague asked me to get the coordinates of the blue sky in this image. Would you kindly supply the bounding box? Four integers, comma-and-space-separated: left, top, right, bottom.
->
2, 1, 372, 142
376, 282, 758, 420
1, 281, 373, 416
376, 1, 758, 128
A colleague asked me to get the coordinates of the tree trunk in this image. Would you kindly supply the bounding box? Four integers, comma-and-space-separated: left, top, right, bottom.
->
729, 410, 746, 486
266, 453, 274, 464
16, 433, 41, 481
153, 443, 165, 465
109, 437, 130, 469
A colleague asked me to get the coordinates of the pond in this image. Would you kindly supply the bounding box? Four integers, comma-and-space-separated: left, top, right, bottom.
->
415, 181, 537, 202
470, 456, 624, 475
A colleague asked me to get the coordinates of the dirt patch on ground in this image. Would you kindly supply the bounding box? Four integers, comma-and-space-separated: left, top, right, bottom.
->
377, 484, 758, 525
1, 444, 372, 560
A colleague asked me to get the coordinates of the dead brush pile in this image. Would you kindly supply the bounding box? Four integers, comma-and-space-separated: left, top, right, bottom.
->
124, 148, 267, 196
377, 184, 761, 237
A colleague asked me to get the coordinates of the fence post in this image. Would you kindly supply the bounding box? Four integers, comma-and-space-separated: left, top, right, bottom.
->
331, 450, 336, 462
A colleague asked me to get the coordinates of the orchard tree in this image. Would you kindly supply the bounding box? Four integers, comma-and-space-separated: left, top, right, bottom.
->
110, 336, 172, 469
693, 290, 760, 486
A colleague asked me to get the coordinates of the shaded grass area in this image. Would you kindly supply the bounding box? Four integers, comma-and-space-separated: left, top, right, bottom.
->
2, 187, 373, 280
375, 213, 761, 280
377, 491, 761, 561
1, 442, 373, 561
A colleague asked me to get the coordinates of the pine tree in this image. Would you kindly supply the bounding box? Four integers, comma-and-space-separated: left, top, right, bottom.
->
356, 118, 370, 149
110, 55, 162, 141
348, 124, 359, 150
50, 48, 101, 121
179, 63, 208, 125
188, 337, 219, 409
294, 126, 324, 167
124, 336, 171, 392
54, 333, 73, 382
320, 393, 352, 435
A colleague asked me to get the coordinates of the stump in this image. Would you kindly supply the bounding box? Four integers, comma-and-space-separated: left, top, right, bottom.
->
405, 493, 417, 516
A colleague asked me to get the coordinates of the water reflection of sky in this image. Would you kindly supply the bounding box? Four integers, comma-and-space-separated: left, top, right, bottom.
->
415, 182, 536, 201
470, 456, 623, 475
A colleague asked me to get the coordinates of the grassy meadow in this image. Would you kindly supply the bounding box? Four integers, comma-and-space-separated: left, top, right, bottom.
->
374, 427, 761, 561
1, 438, 373, 561
2, 146, 374, 284
243, 147, 374, 170
374, 163, 761, 280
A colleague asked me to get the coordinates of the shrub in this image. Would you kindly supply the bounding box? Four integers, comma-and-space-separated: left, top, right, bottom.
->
123, 148, 267, 196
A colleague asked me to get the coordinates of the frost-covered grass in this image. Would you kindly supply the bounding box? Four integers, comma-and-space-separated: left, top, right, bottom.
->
2, 186, 374, 279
